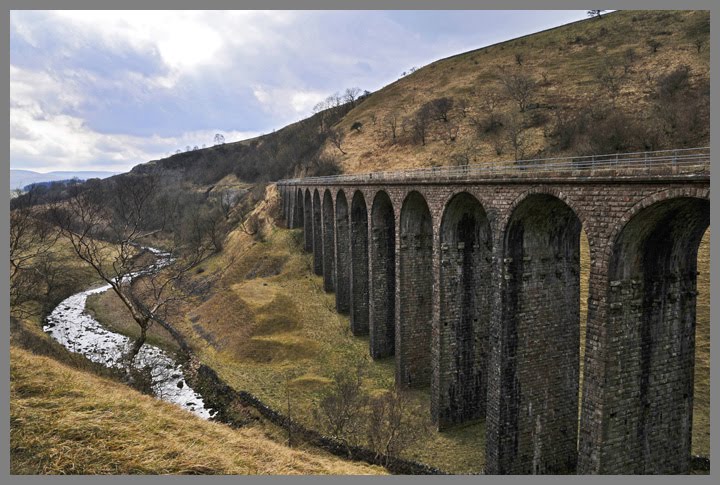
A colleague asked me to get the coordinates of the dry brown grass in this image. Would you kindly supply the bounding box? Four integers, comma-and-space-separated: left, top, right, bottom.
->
9, 346, 385, 475
322, 10, 709, 173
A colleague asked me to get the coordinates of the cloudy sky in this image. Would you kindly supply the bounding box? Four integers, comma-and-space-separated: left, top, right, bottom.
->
10, 10, 588, 173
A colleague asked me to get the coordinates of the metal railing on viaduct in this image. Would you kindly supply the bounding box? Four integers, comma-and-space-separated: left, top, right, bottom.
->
276, 147, 710, 475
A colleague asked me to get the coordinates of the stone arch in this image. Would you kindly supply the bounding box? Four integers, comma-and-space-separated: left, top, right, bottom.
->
350, 190, 370, 336
434, 191, 492, 428
604, 187, 710, 260
397, 191, 433, 388
490, 193, 583, 474
592, 195, 709, 474
369, 190, 396, 359
502, 186, 594, 260
304, 189, 312, 252
312, 189, 323, 276
335, 190, 351, 314
322, 189, 336, 292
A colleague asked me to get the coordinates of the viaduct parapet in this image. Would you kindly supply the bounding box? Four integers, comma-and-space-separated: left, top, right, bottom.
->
277, 148, 710, 474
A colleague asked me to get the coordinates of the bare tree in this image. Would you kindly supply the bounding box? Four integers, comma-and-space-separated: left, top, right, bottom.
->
312, 100, 329, 134
383, 112, 400, 144
622, 48, 637, 74
327, 128, 347, 155
213, 189, 237, 220
489, 130, 506, 155
327, 92, 343, 109
343, 87, 362, 108
9, 187, 61, 317
366, 389, 426, 463
587, 10, 606, 19
425, 97, 454, 122
313, 362, 368, 448
504, 113, 528, 161
214, 133, 225, 145
49, 175, 219, 366
596, 59, 626, 106
498, 67, 537, 112
407, 105, 432, 146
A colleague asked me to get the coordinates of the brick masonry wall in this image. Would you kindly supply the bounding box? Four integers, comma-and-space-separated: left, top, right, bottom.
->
350, 192, 370, 336
281, 177, 709, 475
397, 192, 434, 388
495, 194, 581, 474
335, 191, 351, 314
594, 197, 709, 474
294, 189, 304, 229
322, 190, 336, 292
436, 192, 493, 429
312, 190, 323, 276
303, 190, 313, 252
369, 191, 396, 359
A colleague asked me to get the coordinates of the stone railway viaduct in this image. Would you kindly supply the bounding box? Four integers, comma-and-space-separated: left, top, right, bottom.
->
277, 148, 710, 474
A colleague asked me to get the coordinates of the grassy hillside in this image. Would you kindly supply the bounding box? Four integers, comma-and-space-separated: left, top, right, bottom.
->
10, 346, 385, 475
326, 10, 709, 174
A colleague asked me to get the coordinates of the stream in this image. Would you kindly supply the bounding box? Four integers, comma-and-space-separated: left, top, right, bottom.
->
42, 247, 216, 420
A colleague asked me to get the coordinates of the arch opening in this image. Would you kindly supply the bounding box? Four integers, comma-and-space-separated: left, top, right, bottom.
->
312, 190, 323, 276
335, 191, 351, 313
304, 189, 312, 252
369, 191, 396, 359
294, 188, 304, 229
492, 193, 582, 474
598, 197, 709, 474
350, 191, 370, 336
322, 190, 336, 292
397, 191, 433, 388
435, 192, 492, 428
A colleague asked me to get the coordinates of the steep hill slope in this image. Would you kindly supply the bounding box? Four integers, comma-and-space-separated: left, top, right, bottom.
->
324, 9, 709, 174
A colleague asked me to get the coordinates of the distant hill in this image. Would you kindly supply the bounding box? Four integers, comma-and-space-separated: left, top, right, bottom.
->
10, 169, 118, 191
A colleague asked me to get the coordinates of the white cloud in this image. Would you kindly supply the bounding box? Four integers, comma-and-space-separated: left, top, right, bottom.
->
11, 69, 259, 173
253, 85, 328, 122
10, 10, 589, 173
11, 104, 260, 172
45, 10, 296, 83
